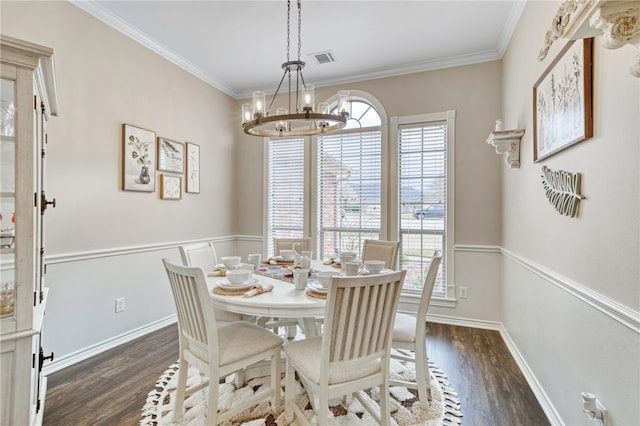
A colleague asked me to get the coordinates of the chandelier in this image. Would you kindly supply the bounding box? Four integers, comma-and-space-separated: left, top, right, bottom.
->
241, 0, 349, 137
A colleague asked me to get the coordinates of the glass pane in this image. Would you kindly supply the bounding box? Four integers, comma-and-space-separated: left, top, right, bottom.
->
1, 78, 16, 319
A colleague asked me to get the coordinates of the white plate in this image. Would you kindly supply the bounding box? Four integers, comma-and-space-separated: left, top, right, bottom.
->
217, 277, 259, 290
360, 268, 393, 275
215, 264, 228, 269
307, 282, 328, 294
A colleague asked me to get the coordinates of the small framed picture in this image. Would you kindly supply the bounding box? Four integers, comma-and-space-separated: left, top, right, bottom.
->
122, 124, 156, 192
157, 137, 185, 173
186, 142, 200, 193
160, 174, 182, 200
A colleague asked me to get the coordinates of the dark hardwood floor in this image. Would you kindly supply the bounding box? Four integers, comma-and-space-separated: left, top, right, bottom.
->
43, 323, 549, 426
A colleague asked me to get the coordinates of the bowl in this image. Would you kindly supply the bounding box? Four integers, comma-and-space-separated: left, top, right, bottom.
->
221, 256, 241, 269
279, 249, 294, 260
226, 269, 252, 285
316, 271, 341, 289
364, 260, 385, 274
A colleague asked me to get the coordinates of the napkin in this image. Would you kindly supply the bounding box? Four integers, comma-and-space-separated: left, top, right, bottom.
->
208, 268, 226, 277
243, 283, 274, 298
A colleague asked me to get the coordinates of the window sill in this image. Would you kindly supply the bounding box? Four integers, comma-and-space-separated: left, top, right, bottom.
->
398, 292, 456, 314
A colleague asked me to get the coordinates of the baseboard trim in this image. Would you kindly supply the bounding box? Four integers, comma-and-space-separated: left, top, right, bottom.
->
426, 313, 563, 425
498, 325, 564, 426
42, 315, 177, 376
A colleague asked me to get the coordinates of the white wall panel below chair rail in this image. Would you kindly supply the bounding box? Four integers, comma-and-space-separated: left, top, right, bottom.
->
40, 236, 239, 374
501, 250, 640, 426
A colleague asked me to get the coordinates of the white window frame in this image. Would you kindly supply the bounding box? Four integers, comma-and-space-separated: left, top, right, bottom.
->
390, 110, 456, 307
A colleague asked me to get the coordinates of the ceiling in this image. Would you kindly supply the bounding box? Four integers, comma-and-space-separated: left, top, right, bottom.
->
72, 1, 525, 100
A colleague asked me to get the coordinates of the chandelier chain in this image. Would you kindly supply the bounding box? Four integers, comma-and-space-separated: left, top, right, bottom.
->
297, 0, 302, 61
286, 0, 291, 63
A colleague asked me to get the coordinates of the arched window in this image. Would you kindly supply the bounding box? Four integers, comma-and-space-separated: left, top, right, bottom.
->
316, 98, 382, 259
266, 94, 385, 260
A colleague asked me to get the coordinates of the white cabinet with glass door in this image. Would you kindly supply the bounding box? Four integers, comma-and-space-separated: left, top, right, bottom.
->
0, 35, 58, 426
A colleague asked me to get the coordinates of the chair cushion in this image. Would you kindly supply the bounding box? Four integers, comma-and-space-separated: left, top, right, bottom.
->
392, 313, 417, 344
284, 336, 381, 385
217, 321, 283, 366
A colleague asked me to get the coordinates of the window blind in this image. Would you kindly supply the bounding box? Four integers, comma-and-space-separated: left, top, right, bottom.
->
398, 122, 447, 294
267, 137, 305, 256
317, 130, 381, 259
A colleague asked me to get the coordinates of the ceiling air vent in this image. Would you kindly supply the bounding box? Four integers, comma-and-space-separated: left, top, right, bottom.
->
312, 51, 336, 65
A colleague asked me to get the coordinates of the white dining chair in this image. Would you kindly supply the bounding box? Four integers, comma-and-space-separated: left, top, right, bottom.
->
389, 250, 442, 409
162, 258, 283, 424
179, 242, 245, 324
273, 237, 311, 256
361, 239, 400, 270
284, 270, 406, 426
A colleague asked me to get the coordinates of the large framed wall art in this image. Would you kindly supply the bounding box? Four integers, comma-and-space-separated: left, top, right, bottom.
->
533, 37, 593, 162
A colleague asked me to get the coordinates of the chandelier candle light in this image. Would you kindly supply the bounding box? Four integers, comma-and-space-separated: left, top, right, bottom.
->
241, 0, 349, 137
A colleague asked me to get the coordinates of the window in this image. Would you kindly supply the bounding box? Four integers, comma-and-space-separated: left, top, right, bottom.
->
266, 137, 305, 256
317, 100, 382, 259
266, 96, 384, 259
394, 111, 455, 297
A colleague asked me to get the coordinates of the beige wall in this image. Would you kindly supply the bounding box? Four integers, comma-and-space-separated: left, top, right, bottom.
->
500, 2, 639, 424
235, 61, 505, 247
502, 1, 639, 308
2, 1, 238, 360
2, 1, 238, 253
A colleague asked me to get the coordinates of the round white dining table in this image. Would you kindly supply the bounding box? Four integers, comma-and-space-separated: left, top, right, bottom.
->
206, 262, 329, 337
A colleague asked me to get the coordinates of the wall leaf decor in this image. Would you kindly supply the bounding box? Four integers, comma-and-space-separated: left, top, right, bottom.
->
541, 166, 585, 217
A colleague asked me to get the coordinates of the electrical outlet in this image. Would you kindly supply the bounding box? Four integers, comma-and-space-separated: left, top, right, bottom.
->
459, 287, 468, 299
115, 297, 125, 313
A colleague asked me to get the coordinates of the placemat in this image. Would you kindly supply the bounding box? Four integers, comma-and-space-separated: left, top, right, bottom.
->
305, 288, 327, 299
212, 286, 248, 296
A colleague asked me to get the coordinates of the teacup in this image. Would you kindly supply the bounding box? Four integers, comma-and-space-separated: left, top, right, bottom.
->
316, 271, 341, 289
364, 260, 385, 274
293, 268, 309, 290
247, 253, 262, 269
344, 261, 360, 276
339, 251, 357, 264
237, 262, 255, 271
279, 249, 294, 260
221, 256, 241, 269
226, 269, 252, 285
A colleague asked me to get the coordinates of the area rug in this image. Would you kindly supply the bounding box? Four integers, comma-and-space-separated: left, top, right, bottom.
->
139, 350, 462, 426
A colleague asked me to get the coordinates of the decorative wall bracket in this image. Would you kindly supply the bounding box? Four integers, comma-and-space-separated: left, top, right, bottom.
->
539, 1, 640, 78
486, 129, 525, 168
541, 165, 585, 217
590, 1, 640, 77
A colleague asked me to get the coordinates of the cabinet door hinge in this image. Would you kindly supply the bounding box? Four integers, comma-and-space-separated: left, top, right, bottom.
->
40, 101, 46, 114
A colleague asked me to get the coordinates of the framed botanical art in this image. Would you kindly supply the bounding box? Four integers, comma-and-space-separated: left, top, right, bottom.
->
160, 174, 182, 200
157, 137, 184, 173
186, 142, 200, 193
533, 37, 593, 162
122, 124, 156, 192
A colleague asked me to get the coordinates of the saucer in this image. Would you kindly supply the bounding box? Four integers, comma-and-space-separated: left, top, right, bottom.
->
307, 282, 328, 294
217, 277, 258, 290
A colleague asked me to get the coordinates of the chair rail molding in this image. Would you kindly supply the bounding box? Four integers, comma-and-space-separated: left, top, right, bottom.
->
486, 129, 525, 168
